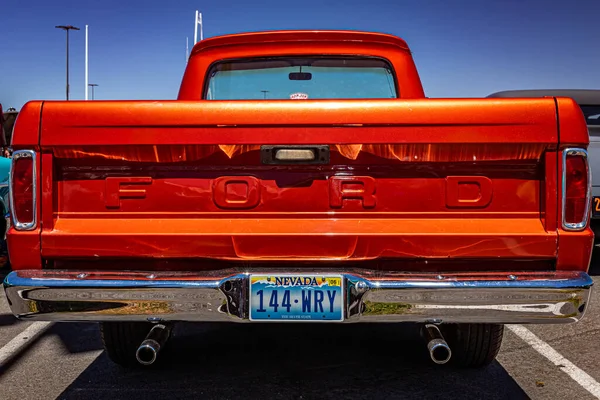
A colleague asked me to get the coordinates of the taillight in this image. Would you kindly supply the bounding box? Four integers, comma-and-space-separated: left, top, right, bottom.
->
562, 148, 591, 231
9, 150, 37, 230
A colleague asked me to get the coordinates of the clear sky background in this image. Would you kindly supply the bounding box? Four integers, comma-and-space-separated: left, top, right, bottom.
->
1, 0, 599, 109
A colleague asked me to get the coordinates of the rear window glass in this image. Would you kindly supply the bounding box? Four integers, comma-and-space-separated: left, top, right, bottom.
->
580, 105, 600, 126
204, 57, 397, 100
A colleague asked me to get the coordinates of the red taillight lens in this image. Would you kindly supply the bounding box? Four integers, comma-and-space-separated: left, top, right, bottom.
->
10, 150, 37, 230
563, 149, 590, 230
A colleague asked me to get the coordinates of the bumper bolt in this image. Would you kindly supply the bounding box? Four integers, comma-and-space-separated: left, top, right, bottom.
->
427, 318, 443, 325
355, 281, 367, 293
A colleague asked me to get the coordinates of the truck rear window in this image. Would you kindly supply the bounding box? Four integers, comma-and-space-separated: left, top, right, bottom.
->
204, 57, 397, 100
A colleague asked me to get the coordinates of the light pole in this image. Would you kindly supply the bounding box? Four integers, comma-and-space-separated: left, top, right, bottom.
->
88, 83, 98, 100
55, 25, 80, 100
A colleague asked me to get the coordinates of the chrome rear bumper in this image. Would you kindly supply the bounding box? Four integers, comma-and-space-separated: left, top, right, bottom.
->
3, 269, 594, 324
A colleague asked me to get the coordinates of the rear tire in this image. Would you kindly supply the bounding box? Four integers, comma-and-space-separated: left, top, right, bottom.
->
441, 323, 504, 368
100, 322, 154, 367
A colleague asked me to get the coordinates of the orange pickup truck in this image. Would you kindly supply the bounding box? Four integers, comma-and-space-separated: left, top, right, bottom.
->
3, 30, 594, 369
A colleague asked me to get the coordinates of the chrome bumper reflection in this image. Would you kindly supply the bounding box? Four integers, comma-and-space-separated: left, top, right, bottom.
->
2, 269, 594, 324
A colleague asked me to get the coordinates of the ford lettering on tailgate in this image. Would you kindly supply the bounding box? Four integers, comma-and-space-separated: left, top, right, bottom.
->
103, 175, 496, 211
249, 274, 344, 321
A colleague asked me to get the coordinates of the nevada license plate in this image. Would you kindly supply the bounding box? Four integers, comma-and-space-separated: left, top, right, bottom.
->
249, 274, 344, 321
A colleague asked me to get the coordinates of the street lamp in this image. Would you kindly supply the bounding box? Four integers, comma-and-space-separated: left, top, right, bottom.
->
88, 83, 99, 100
55, 25, 80, 100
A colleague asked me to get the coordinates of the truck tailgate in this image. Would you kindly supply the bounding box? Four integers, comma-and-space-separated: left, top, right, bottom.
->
37, 99, 559, 264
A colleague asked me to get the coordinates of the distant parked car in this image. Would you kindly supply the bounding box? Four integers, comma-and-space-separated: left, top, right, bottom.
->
1, 105, 18, 153
488, 90, 600, 233
0, 103, 14, 267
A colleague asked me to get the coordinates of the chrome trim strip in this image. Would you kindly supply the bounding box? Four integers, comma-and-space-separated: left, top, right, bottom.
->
562, 147, 592, 231
9, 150, 37, 231
3, 269, 593, 324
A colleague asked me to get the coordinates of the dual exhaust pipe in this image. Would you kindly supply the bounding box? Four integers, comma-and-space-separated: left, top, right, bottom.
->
135, 323, 172, 366
134, 322, 451, 366
422, 324, 452, 365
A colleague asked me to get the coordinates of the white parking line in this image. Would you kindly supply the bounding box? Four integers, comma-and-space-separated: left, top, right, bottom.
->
0, 322, 53, 368
507, 324, 600, 399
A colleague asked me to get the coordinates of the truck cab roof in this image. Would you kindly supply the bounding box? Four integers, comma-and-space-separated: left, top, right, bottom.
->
190, 30, 410, 55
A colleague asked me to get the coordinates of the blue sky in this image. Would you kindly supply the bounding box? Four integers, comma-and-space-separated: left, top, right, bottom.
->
1, 0, 599, 109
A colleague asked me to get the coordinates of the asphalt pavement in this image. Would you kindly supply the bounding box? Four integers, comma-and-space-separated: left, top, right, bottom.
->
0, 261, 598, 400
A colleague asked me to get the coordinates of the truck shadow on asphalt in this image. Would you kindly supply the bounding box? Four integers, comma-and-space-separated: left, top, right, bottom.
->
57, 322, 528, 400
588, 248, 600, 276
0, 313, 23, 328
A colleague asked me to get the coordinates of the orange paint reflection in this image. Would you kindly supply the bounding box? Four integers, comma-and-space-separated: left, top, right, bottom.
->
52, 143, 546, 162
218, 144, 261, 158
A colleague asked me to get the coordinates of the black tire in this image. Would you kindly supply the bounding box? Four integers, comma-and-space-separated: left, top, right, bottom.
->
100, 321, 154, 367
0, 217, 8, 269
442, 323, 504, 368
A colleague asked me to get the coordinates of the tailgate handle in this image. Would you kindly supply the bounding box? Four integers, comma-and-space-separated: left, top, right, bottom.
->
261, 145, 330, 165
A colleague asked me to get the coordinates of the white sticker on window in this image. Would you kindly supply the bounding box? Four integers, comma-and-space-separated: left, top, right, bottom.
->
290, 92, 309, 100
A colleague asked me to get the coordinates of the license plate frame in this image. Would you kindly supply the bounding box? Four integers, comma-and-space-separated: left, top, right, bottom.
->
593, 197, 600, 218
249, 274, 345, 322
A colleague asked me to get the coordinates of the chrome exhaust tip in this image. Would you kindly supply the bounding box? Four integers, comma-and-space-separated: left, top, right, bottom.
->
136, 323, 171, 366
423, 324, 452, 365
